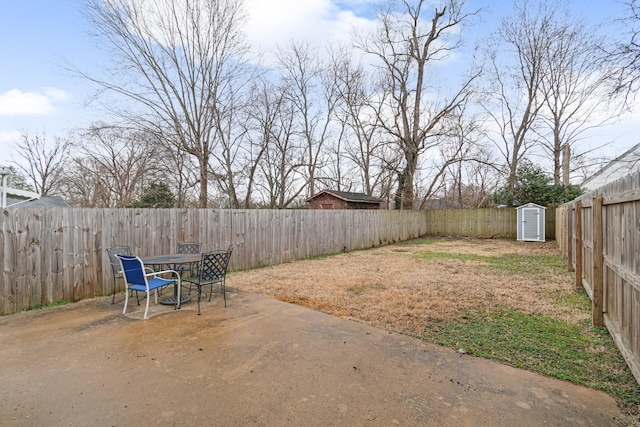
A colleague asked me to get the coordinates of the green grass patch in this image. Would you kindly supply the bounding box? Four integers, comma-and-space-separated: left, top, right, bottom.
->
549, 288, 592, 310
419, 251, 566, 276
415, 307, 640, 407
398, 238, 441, 246
308, 253, 338, 260
32, 301, 70, 310
346, 286, 367, 294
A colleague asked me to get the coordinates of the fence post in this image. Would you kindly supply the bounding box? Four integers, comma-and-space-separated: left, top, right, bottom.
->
567, 204, 574, 272
592, 195, 604, 326
575, 201, 583, 290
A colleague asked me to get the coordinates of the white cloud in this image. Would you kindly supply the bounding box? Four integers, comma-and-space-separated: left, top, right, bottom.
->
44, 87, 72, 102
0, 129, 21, 144
244, 0, 375, 54
0, 88, 71, 117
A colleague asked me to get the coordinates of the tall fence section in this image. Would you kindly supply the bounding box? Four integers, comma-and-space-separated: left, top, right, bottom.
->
557, 170, 640, 383
0, 207, 554, 316
0, 209, 427, 315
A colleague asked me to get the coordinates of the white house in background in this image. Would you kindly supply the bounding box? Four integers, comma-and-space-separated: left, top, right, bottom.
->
2, 187, 42, 207
582, 142, 640, 191
0, 166, 42, 207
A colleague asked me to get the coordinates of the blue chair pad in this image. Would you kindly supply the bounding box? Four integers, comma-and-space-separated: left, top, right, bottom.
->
128, 277, 176, 292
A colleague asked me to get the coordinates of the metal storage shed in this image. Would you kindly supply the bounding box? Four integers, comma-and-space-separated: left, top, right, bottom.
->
516, 203, 546, 242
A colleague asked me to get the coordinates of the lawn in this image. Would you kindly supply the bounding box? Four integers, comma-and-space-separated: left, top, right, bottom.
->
230, 237, 640, 420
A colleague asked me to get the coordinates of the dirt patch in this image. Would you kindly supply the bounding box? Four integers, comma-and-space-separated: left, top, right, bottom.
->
229, 238, 581, 336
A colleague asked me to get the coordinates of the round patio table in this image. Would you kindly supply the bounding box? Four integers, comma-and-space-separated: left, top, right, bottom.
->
139, 253, 202, 305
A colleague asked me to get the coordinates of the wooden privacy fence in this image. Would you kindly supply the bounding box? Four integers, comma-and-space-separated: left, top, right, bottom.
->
0, 206, 555, 316
557, 170, 640, 383
0, 208, 427, 315
426, 207, 555, 240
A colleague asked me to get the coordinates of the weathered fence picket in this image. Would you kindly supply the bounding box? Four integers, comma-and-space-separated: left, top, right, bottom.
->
1, 207, 554, 316
557, 169, 640, 384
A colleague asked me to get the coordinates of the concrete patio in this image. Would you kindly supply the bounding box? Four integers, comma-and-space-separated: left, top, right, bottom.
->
0, 291, 624, 426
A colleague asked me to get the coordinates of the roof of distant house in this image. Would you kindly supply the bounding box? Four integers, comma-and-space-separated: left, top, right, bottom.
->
306, 190, 383, 204
582, 142, 640, 191
5, 196, 70, 208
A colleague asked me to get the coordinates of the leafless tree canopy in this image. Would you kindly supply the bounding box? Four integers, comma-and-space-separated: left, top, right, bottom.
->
13, 131, 70, 197
82, 0, 251, 208
9, 0, 629, 209
355, 0, 481, 209
606, 0, 640, 104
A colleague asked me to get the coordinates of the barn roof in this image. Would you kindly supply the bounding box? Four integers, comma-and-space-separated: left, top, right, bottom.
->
306, 190, 383, 204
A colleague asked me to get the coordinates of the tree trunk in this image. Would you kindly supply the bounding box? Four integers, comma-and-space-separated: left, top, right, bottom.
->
199, 159, 208, 208
562, 143, 571, 191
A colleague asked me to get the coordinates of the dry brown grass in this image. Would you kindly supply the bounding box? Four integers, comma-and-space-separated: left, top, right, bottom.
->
229, 238, 583, 336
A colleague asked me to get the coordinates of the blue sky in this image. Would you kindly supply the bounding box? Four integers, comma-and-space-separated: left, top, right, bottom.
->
1, 0, 638, 167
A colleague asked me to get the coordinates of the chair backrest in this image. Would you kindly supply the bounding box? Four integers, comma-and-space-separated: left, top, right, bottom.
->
177, 242, 202, 254
198, 246, 233, 281
106, 246, 132, 274
116, 254, 146, 287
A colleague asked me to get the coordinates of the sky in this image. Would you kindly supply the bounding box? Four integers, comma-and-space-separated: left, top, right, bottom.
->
1, 0, 638, 172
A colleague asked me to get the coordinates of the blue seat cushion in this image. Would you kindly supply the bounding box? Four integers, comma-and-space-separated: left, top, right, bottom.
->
128, 277, 176, 292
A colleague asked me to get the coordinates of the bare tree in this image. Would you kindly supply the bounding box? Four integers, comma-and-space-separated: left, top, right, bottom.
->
355, 0, 480, 209
61, 125, 162, 207
13, 131, 70, 196
482, 0, 555, 206
240, 78, 285, 208
82, 0, 250, 207
154, 132, 200, 207
250, 81, 307, 208
605, 0, 640, 103
276, 41, 339, 198
329, 46, 393, 197
441, 145, 500, 208
537, 12, 612, 186
415, 105, 484, 209
210, 83, 251, 208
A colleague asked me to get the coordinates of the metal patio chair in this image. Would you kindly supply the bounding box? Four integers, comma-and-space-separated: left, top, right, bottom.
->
116, 254, 182, 319
176, 242, 202, 277
183, 245, 233, 315
106, 245, 131, 304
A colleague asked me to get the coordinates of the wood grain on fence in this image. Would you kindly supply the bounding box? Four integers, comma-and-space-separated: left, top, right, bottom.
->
0, 209, 427, 315
557, 170, 640, 384
0, 207, 554, 316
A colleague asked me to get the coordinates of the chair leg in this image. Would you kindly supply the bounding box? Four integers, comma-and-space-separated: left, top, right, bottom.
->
197, 285, 202, 315
112, 277, 117, 304
143, 290, 151, 319
122, 287, 130, 315
222, 281, 226, 308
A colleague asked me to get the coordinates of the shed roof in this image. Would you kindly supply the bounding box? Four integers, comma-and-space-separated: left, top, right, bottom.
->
516, 203, 546, 210
306, 190, 383, 204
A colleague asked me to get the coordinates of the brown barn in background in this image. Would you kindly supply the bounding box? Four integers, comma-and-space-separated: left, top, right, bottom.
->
306, 190, 383, 210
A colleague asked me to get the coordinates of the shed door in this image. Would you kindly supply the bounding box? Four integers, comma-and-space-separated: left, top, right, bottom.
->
521, 208, 540, 241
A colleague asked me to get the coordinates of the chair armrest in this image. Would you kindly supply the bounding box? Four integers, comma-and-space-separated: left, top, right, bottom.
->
147, 269, 182, 281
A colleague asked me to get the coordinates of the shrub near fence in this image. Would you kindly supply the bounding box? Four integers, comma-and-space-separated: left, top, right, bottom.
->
0, 208, 428, 315
557, 170, 640, 385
